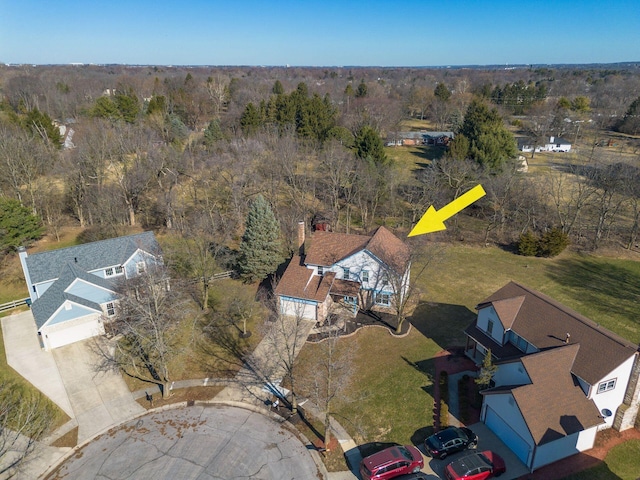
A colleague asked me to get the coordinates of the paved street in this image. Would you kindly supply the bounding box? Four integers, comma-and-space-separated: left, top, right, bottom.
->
45, 404, 323, 480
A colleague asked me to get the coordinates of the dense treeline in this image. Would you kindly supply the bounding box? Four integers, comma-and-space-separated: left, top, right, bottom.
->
0, 64, 639, 266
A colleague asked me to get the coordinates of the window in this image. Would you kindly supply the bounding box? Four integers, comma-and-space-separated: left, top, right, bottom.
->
343, 267, 350, 280
317, 266, 324, 276
106, 302, 115, 316
136, 261, 146, 274
105, 267, 114, 277
362, 270, 369, 283
597, 379, 616, 394
375, 293, 391, 306
487, 319, 494, 335
344, 295, 356, 304
381, 273, 389, 286
115, 265, 123, 274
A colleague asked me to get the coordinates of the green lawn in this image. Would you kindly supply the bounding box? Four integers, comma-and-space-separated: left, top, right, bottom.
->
561, 439, 640, 480
297, 243, 640, 452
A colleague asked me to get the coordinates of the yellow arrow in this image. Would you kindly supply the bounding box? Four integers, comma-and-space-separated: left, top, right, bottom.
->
408, 184, 486, 237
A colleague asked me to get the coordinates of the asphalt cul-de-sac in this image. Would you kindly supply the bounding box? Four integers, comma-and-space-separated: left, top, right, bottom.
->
45, 404, 321, 480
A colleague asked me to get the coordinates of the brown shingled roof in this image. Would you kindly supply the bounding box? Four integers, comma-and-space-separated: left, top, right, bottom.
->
477, 282, 637, 385
274, 256, 335, 302
304, 226, 409, 274
511, 345, 604, 445
491, 295, 525, 330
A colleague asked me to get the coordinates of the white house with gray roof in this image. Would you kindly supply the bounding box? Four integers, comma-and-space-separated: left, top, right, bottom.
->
18, 231, 162, 350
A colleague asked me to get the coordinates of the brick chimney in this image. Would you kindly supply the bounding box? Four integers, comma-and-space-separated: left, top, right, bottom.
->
297, 221, 305, 256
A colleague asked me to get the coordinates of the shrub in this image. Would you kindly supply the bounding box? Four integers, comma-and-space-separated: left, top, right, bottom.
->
538, 228, 570, 257
517, 228, 570, 258
517, 231, 539, 256
440, 400, 449, 428
439, 371, 449, 403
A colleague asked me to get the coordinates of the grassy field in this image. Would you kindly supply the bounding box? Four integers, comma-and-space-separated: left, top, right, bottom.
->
562, 439, 640, 480
296, 242, 640, 456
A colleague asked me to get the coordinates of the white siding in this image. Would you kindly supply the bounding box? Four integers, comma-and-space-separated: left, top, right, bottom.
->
532, 427, 596, 470
40, 314, 104, 350
532, 433, 579, 470
494, 361, 531, 387
477, 307, 505, 344
589, 355, 636, 429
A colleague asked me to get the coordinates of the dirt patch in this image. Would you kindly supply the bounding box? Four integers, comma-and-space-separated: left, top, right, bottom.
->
50, 426, 78, 448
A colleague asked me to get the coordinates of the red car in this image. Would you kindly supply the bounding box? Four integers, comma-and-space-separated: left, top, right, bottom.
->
359, 444, 424, 480
444, 450, 506, 480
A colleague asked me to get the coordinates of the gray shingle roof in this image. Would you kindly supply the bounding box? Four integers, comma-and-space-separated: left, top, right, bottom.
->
26, 231, 160, 285
31, 263, 117, 329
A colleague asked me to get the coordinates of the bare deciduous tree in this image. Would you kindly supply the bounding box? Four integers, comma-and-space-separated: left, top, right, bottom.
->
255, 296, 316, 414
0, 382, 54, 479
95, 264, 196, 398
300, 330, 353, 450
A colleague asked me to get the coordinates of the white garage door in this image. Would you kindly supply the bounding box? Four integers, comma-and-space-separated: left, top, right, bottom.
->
485, 406, 532, 466
42, 316, 104, 350
280, 298, 317, 320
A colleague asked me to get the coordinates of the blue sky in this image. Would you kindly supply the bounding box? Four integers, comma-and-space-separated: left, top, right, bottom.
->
1, 0, 638, 66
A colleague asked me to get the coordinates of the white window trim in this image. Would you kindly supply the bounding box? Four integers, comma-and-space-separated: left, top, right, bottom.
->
343, 267, 350, 281
375, 292, 391, 306
597, 378, 616, 394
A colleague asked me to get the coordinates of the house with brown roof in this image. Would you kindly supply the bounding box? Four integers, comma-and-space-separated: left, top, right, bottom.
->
465, 281, 639, 472
274, 222, 410, 322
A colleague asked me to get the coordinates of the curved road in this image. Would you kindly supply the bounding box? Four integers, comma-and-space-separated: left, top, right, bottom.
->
45, 404, 322, 480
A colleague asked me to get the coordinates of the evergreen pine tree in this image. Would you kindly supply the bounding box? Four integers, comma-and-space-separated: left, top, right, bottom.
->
0, 198, 44, 254
459, 100, 517, 170
354, 125, 388, 165
238, 195, 284, 283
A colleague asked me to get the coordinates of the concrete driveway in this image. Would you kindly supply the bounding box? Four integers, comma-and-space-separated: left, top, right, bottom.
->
1, 310, 74, 417
1, 310, 144, 443
52, 340, 145, 442
422, 423, 530, 480
46, 404, 323, 480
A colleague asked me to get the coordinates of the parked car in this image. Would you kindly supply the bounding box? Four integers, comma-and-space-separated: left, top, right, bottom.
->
424, 426, 478, 459
444, 450, 506, 480
359, 444, 424, 480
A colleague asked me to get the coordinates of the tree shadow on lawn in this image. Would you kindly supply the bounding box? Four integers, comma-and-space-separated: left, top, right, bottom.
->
409, 301, 477, 350
545, 257, 640, 326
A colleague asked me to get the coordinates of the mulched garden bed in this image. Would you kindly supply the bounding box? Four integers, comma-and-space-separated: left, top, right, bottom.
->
307, 310, 410, 343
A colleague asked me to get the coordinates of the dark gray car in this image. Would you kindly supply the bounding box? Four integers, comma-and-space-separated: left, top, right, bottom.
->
424, 426, 478, 459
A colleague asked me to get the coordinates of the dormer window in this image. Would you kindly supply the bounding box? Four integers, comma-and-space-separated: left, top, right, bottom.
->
106, 266, 124, 277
